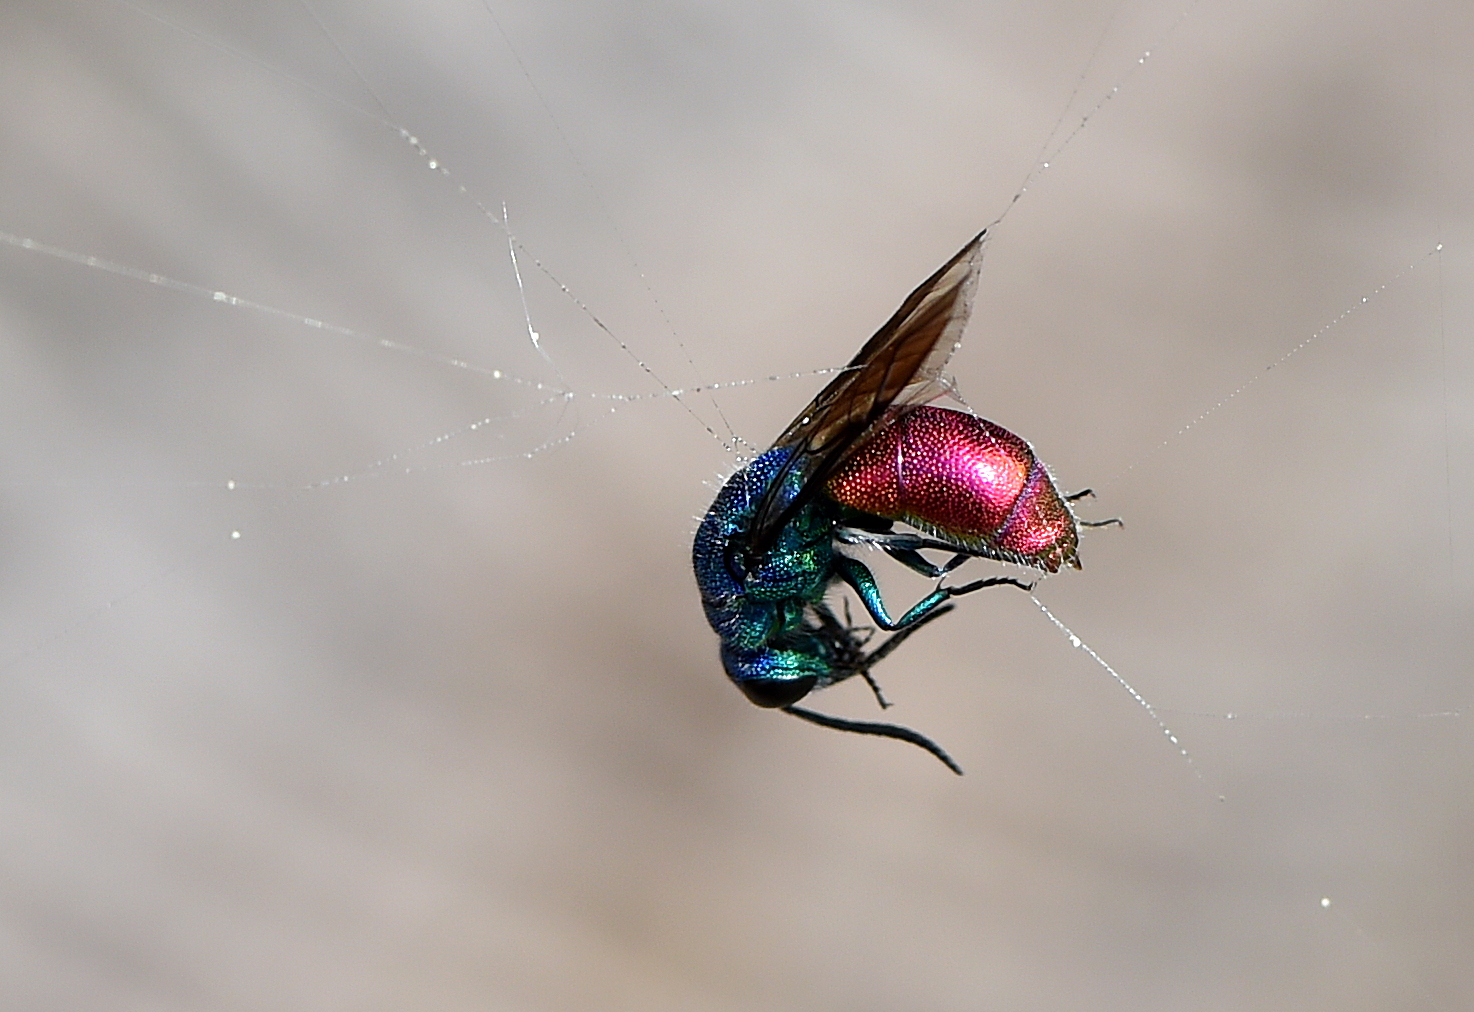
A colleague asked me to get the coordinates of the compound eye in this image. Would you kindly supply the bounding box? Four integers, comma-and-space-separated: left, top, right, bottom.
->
736, 675, 817, 709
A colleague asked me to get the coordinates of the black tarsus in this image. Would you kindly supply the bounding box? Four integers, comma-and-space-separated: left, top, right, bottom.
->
944, 575, 1034, 597
1066, 487, 1123, 528
859, 670, 892, 708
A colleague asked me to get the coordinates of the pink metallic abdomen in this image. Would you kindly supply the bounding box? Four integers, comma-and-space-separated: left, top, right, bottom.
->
826, 406, 1079, 572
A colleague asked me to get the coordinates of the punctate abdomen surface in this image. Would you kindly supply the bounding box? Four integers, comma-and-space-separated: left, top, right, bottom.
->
826, 406, 1079, 571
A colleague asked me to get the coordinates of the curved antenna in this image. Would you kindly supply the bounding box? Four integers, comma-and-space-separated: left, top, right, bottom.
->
783, 705, 963, 775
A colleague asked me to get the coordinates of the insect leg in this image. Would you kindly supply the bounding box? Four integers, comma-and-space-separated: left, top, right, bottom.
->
811, 600, 891, 706
943, 575, 1035, 597
834, 555, 1032, 632
881, 545, 971, 578
838, 527, 974, 556
833, 554, 949, 631
1062, 487, 1123, 527
860, 601, 955, 668
798, 603, 964, 770
836, 528, 985, 577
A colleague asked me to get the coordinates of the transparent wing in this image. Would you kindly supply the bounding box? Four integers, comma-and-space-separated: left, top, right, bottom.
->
746, 230, 987, 557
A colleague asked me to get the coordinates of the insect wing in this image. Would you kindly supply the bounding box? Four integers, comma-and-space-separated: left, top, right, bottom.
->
746, 230, 987, 557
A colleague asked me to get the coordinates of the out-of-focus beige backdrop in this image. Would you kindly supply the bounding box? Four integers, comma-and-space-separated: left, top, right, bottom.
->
1, 1, 1469, 1008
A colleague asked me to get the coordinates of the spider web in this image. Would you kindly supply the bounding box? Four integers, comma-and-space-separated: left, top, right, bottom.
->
0, 2, 1468, 1009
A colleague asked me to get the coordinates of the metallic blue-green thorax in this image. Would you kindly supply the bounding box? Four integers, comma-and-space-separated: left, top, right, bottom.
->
694, 441, 1001, 712
692, 448, 843, 705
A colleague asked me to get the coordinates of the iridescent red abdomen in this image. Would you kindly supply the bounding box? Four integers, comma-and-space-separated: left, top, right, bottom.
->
826, 405, 1079, 572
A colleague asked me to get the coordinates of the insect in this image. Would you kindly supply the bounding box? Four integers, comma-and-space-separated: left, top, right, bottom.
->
692, 230, 1109, 773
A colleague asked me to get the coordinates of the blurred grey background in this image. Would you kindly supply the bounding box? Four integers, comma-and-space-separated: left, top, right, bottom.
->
1, 1, 1470, 1008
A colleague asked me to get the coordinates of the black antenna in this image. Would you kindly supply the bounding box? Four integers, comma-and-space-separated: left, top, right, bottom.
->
783, 705, 963, 775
